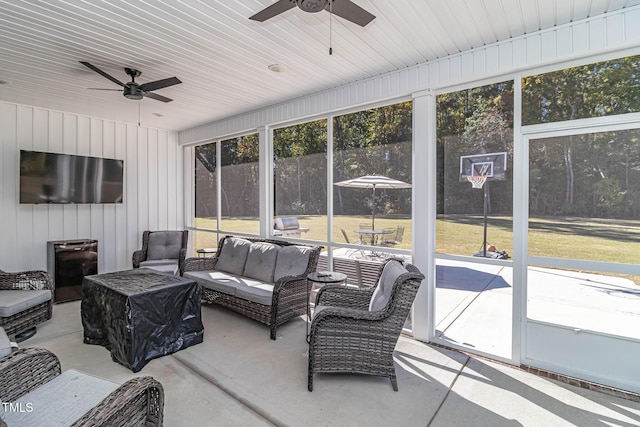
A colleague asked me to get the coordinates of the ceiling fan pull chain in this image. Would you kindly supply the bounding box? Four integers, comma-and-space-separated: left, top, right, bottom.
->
329, 0, 333, 55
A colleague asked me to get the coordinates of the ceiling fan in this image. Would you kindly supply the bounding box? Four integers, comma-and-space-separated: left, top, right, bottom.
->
80, 61, 182, 103
250, 0, 375, 27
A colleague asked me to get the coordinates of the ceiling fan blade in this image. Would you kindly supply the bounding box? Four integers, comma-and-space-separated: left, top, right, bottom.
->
144, 92, 173, 103
87, 88, 123, 91
80, 61, 126, 87
326, 0, 375, 27
249, 0, 296, 22
139, 77, 182, 92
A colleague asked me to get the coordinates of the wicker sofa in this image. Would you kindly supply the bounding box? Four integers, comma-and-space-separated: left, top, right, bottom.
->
183, 236, 322, 340
0, 347, 163, 426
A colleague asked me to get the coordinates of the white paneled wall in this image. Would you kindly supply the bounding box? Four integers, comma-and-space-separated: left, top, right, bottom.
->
180, 7, 640, 145
0, 102, 183, 273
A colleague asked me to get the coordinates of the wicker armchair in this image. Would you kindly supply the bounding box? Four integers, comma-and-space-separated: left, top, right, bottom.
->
132, 230, 188, 274
0, 347, 163, 427
307, 259, 424, 391
0, 269, 53, 337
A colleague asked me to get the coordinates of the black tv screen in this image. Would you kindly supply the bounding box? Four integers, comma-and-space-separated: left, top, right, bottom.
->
20, 150, 124, 204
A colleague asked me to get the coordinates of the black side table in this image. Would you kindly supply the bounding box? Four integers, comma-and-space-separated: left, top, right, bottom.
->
306, 271, 348, 340
196, 248, 217, 257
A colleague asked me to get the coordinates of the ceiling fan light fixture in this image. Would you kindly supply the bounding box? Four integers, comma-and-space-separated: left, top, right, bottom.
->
268, 64, 286, 73
296, 0, 328, 13
123, 85, 143, 100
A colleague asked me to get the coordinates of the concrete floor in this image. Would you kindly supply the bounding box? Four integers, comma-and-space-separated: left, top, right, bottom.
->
18, 300, 640, 426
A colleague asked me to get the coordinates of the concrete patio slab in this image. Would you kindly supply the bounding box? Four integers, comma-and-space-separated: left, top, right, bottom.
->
14, 292, 640, 426
431, 357, 640, 427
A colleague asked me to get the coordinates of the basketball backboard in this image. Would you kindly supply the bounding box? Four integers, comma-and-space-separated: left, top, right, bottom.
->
459, 152, 508, 182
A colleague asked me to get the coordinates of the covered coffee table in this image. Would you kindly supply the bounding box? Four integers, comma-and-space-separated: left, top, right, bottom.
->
81, 268, 203, 372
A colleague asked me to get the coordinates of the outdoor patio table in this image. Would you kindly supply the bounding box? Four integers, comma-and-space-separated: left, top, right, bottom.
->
81, 268, 203, 372
354, 228, 394, 246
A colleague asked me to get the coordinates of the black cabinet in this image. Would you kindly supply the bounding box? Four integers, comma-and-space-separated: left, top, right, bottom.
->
47, 239, 98, 303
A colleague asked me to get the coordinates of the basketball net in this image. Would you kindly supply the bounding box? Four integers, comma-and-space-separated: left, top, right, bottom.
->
467, 175, 487, 189
466, 164, 490, 189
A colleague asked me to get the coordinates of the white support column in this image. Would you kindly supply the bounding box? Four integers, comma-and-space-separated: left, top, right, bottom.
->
183, 145, 195, 255
326, 117, 334, 268
512, 75, 526, 365
258, 126, 271, 237
216, 139, 222, 232
411, 89, 435, 342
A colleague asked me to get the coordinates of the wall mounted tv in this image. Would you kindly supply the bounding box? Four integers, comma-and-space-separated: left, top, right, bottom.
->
20, 150, 124, 204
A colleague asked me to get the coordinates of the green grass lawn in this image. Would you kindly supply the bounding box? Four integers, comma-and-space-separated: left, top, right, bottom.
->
194, 215, 413, 250
194, 215, 640, 280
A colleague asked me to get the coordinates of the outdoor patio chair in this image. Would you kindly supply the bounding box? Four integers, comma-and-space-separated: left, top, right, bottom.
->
307, 258, 424, 391
381, 225, 405, 248
0, 347, 163, 426
0, 269, 53, 340
132, 230, 189, 275
340, 228, 352, 243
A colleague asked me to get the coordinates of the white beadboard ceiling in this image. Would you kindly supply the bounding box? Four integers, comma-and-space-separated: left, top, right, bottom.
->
1, 0, 639, 132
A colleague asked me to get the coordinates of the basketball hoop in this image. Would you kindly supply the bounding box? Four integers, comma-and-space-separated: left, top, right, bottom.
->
467, 175, 487, 189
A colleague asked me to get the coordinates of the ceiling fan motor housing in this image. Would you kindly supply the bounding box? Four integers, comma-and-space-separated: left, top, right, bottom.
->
123, 84, 143, 100
296, 0, 328, 13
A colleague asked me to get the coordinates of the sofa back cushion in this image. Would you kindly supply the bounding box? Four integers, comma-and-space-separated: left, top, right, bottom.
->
215, 237, 252, 276
243, 242, 280, 283
147, 231, 184, 260
369, 260, 407, 312
273, 245, 312, 282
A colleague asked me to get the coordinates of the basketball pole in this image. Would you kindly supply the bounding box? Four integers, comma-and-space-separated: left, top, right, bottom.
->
482, 181, 489, 257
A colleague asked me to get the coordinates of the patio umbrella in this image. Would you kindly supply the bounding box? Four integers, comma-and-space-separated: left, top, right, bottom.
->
334, 174, 411, 230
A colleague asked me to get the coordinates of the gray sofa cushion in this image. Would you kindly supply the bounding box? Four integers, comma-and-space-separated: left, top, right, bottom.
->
234, 280, 275, 306
2, 369, 119, 427
243, 242, 280, 283
147, 231, 183, 260
184, 271, 242, 295
184, 270, 274, 305
215, 237, 252, 276
273, 245, 312, 282
0, 290, 51, 317
369, 260, 407, 312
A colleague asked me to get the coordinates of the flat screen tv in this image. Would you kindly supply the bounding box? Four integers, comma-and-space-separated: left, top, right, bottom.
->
20, 150, 124, 204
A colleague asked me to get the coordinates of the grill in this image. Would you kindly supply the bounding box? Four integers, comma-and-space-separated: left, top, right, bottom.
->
273, 217, 310, 238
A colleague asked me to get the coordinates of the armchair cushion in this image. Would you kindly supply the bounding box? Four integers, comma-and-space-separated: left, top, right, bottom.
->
0, 290, 52, 317
139, 259, 178, 267
0, 327, 11, 358
147, 231, 184, 260
368, 260, 407, 312
243, 242, 280, 283
214, 237, 251, 276
273, 246, 312, 281
2, 369, 119, 427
